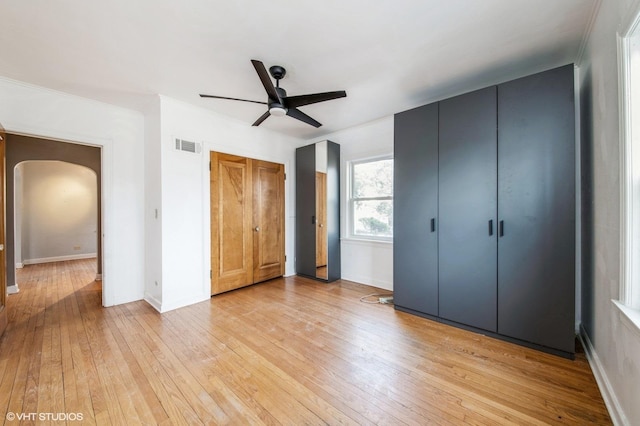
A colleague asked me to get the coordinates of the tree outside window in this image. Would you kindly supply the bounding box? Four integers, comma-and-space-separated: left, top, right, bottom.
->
350, 157, 393, 239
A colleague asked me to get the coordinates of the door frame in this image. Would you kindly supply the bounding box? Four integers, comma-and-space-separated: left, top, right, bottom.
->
209, 150, 286, 295
0, 123, 7, 338
0, 130, 105, 304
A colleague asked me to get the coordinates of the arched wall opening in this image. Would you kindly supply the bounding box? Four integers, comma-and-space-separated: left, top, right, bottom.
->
5, 134, 102, 291
14, 161, 98, 269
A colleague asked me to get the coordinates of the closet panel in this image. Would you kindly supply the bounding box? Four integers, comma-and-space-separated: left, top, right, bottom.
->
393, 103, 439, 316
497, 64, 575, 353
210, 152, 254, 294
326, 141, 341, 282
438, 87, 498, 332
252, 159, 285, 283
211, 152, 285, 295
295, 144, 317, 278
295, 141, 341, 282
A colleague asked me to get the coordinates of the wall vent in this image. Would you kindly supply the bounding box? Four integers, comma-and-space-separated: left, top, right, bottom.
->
174, 138, 201, 154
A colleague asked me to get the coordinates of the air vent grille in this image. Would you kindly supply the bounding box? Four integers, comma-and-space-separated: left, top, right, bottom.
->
174, 138, 201, 154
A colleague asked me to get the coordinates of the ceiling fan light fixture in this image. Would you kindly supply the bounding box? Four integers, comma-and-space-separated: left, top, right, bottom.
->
269, 105, 287, 117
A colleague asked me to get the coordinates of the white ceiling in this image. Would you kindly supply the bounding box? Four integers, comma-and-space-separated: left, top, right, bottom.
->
0, 0, 597, 140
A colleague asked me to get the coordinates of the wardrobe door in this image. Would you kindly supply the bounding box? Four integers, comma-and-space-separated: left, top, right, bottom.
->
252, 159, 285, 283
497, 65, 575, 354
393, 103, 439, 316
295, 144, 317, 278
211, 152, 254, 294
325, 141, 341, 282
439, 87, 498, 332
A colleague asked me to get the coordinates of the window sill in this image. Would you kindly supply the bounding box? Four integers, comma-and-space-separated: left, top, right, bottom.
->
341, 237, 393, 246
612, 300, 640, 340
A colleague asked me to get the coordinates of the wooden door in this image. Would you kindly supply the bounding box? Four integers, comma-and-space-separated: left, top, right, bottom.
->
0, 125, 6, 338
210, 152, 253, 295
252, 160, 285, 283
438, 87, 498, 333
315, 172, 327, 268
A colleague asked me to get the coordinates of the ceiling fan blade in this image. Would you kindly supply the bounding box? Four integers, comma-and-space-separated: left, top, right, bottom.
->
286, 108, 321, 128
283, 91, 346, 108
200, 94, 267, 105
251, 60, 280, 102
252, 111, 271, 126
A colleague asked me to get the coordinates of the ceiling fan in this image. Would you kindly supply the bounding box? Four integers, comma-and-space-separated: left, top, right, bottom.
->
200, 60, 347, 128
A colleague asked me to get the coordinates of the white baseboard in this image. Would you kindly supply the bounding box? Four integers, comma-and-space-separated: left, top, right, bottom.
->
23, 253, 97, 265
6, 284, 19, 295
341, 272, 392, 291
15, 262, 24, 269
144, 293, 162, 313
579, 324, 628, 425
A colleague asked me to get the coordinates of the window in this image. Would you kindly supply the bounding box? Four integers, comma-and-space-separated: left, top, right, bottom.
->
620, 8, 640, 312
349, 156, 393, 239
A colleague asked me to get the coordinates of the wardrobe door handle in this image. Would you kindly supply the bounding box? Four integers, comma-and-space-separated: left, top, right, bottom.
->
430, 218, 436, 233
488, 220, 494, 236
499, 220, 504, 237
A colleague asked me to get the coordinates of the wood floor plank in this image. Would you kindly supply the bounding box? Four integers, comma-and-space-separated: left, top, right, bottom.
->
0, 260, 612, 425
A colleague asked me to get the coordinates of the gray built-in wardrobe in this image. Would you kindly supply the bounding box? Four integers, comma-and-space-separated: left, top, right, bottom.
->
394, 64, 576, 358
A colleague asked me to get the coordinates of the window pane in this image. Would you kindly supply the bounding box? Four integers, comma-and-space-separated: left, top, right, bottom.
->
353, 200, 393, 237
353, 159, 393, 198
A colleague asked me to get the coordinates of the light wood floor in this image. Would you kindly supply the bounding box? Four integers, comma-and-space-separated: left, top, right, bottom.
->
0, 260, 611, 425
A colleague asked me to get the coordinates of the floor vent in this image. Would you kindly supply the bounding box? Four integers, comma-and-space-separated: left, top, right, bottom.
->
175, 138, 201, 154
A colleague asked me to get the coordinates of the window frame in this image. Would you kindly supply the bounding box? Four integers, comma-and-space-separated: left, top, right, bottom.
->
618, 3, 640, 322
348, 155, 394, 241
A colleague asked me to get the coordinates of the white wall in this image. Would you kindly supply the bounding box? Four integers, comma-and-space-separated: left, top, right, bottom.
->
143, 97, 163, 308
578, 0, 640, 424
19, 160, 97, 264
0, 77, 145, 307
144, 96, 301, 313
308, 116, 394, 291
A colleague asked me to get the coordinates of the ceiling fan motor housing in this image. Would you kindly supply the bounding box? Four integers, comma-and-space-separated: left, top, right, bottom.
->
269, 87, 288, 116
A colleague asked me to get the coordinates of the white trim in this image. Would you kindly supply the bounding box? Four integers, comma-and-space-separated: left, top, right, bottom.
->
348, 155, 394, 241
575, 0, 602, 67
155, 293, 209, 314
6, 285, 19, 295
15, 262, 23, 269
144, 293, 162, 313
341, 272, 392, 291
23, 253, 97, 265
613, 299, 640, 339
619, 4, 640, 310
619, 32, 633, 310
621, 0, 640, 34
579, 325, 629, 426
341, 237, 393, 247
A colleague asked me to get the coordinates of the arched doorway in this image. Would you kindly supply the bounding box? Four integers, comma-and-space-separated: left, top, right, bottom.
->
4, 134, 102, 296
14, 161, 98, 278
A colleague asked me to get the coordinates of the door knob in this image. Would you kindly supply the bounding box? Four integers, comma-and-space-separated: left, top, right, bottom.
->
319, 223, 324, 228
255, 227, 260, 232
